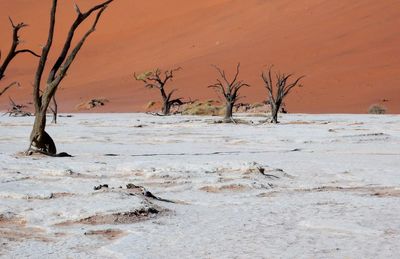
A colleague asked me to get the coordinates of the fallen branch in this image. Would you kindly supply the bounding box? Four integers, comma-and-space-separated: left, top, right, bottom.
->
126, 183, 176, 203
3, 97, 31, 117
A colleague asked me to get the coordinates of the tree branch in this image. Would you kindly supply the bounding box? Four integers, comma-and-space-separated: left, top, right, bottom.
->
33, 0, 58, 111
283, 75, 305, 97
208, 82, 227, 98
43, 4, 111, 108
210, 63, 248, 103
0, 81, 19, 97
14, 49, 40, 57
230, 63, 241, 86
47, 0, 113, 83
0, 17, 39, 80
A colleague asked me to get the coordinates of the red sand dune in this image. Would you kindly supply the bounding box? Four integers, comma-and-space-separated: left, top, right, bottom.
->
1, 0, 399, 113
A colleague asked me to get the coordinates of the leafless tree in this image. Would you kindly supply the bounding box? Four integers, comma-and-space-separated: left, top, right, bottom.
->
261, 66, 304, 123
208, 63, 249, 122
0, 18, 39, 96
134, 68, 183, 115
28, 0, 113, 156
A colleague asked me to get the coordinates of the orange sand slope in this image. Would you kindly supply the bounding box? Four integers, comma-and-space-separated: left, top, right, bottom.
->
0, 0, 399, 113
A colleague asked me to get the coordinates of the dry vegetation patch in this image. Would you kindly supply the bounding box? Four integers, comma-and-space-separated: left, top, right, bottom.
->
180, 100, 224, 116
76, 98, 109, 110
368, 104, 387, 114
166, 100, 270, 116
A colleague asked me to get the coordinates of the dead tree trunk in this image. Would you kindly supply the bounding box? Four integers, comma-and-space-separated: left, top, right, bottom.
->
225, 101, 234, 120
160, 87, 171, 115
208, 63, 249, 122
270, 99, 281, 124
261, 66, 304, 123
134, 68, 183, 116
28, 0, 113, 155
0, 18, 40, 81
49, 95, 58, 124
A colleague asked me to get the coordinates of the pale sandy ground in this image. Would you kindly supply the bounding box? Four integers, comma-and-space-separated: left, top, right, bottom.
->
0, 113, 399, 258
1, 0, 399, 113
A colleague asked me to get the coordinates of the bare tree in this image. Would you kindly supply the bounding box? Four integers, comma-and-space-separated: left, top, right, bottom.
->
134, 68, 183, 115
208, 63, 249, 122
261, 66, 304, 123
0, 18, 39, 96
28, 0, 113, 156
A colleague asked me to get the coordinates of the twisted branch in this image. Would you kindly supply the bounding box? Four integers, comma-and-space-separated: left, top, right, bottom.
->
0, 17, 39, 81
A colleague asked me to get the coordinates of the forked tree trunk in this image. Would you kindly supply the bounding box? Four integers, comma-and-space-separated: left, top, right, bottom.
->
162, 99, 171, 115
270, 100, 281, 124
271, 105, 278, 124
160, 88, 170, 115
27, 0, 113, 155
30, 101, 57, 154
224, 101, 234, 121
